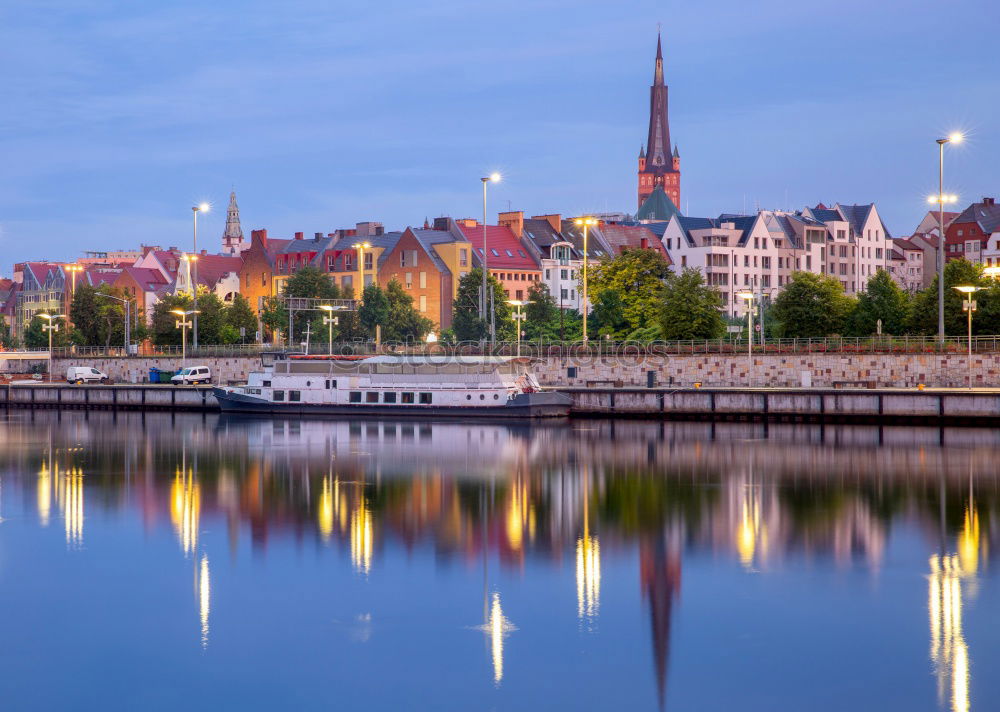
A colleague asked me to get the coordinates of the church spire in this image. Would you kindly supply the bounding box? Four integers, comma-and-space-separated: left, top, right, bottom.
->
222, 190, 245, 254
644, 33, 671, 170
654, 32, 664, 86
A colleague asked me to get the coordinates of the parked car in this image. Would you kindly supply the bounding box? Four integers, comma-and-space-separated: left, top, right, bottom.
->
66, 366, 110, 384
170, 366, 212, 385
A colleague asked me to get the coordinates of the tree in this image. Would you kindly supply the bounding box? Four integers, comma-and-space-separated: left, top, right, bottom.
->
358, 284, 390, 339
24, 314, 71, 349
587, 249, 672, 332
259, 266, 343, 344
225, 293, 258, 343
0, 320, 11, 349
192, 290, 227, 345
589, 289, 630, 340
150, 294, 194, 345
69, 285, 102, 345
452, 268, 514, 341
906, 259, 983, 336
771, 271, 856, 338
845, 268, 910, 336
381, 279, 434, 341
657, 268, 726, 340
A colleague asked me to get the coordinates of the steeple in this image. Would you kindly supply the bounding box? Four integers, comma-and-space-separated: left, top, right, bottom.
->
637, 32, 680, 212
222, 190, 246, 254
654, 32, 664, 86
639, 144, 646, 159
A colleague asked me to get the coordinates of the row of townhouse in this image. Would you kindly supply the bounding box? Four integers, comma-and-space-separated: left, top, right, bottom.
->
658, 203, 893, 316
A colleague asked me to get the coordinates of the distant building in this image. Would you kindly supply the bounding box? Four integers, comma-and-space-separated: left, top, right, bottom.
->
221, 191, 248, 256
945, 197, 1000, 265
888, 239, 924, 293
456, 219, 541, 303
637, 33, 681, 214
237, 229, 292, 312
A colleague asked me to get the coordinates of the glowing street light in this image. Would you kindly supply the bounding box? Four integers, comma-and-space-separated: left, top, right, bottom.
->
39, 313, 65, 379
574, 217, 597, 344
933, 133, 964, 341
318, 304, 344, 355
736, 292, 755, 387
508, 299, 526, 357
480, 173, 502, 345
352, 241, 372, 297
64, 264, 83, 325
171, 309, 199, 369
190, 203, 210, 348
954, 285, 981, 389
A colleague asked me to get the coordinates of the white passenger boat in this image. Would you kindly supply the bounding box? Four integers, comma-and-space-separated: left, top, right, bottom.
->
213, 354, 572, 418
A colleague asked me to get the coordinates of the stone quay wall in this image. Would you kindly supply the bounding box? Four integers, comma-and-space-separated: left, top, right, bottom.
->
52, 352, 1000, 389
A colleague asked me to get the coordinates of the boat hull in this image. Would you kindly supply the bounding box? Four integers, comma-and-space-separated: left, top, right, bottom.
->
213, 388, 572, 418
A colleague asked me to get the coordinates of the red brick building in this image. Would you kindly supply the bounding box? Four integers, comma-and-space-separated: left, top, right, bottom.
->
944, 197, 1000, 263
238, 229, 291, 312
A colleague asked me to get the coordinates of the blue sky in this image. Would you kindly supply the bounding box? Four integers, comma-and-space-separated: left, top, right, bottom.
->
0, 0, 996, 270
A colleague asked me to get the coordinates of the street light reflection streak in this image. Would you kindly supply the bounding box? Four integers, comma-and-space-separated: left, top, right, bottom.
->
479, 592, 516, 686
57, 466, 84, 548
576, 534, 601, 621
350, 502, 373, 575
170, 469, 201, 557
928, 553, 971, 712
37, 461, 51, 527
197, 554, 210, 649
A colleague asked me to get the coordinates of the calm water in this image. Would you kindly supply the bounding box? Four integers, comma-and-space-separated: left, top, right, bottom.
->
0, 412, 997, 711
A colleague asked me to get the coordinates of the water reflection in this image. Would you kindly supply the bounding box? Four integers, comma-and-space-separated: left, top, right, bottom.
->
0, 413, 997, 710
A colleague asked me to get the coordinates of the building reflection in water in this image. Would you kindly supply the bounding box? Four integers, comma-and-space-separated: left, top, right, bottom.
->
928, 497, 981, 712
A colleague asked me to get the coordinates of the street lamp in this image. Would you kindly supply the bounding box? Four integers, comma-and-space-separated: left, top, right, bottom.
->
574, 217, 597, 344
191, 203, 210, 348
352, 242, 372, 296
171, 309, 199, 370
65, 264, 83, 325
481, 173, 501, 345
95, 292, 132, 353
931, 132, 963, 341
319, 305, 342, 355
953, 285, 980, 389
39, 313, 65, 380
508, 300, 526, 357
736, 292, 755, 387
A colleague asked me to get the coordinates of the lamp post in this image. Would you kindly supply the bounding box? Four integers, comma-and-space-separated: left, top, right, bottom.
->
319, 305, 341, 355
352, 241, 372, 297
40, 313, 65, 381
95, 292, 132, 353
574, 217, 596, 344
953, 285, 980, 389
191, 203, 210, 348
65, 264, 83, 326
931, 133, 963, 341
737, 292, 755, 387
481, 173, 501, 345
171, 309, 198, 370
508, 300, 526, 357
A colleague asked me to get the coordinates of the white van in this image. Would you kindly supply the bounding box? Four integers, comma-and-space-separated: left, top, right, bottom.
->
66, 366, 110, 384
171, 366, 212, 385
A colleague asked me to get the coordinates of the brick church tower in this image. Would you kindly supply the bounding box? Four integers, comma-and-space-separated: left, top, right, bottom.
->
637, 33, 680, 211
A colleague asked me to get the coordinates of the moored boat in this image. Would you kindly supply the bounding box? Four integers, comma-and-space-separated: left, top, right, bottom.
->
213, 354, 571, 418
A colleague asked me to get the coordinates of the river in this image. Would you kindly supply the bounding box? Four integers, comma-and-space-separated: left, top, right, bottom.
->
0, 410, 996, 711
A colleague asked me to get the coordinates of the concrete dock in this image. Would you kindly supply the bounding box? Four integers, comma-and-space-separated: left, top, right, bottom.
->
7, 382, 1000, 423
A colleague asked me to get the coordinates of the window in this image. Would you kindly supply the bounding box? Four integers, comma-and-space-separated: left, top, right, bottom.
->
419, 295, 427, 312
560, 288, 568, 300
364, 253, 373, 270
349, 392, 362, 403
273, 391, 285, 401
365, 392, 379, 403
505, 249, 513, 257
419, 392, 433, 404
345, 255, 354, 269
289, 391, 301, 402
515, 290, 523, 300
405, 272, 413, 289
383, 391, 397, 404
401, 392, 415, 404
325, 379, 336, 389
419, 271, 427, 288
744, 255, 749, 267
460, 249, 468, 267
491, 249, 500, 257
545, 269, 550, 279
517, 250, 526, 258
263, 380, 272, 387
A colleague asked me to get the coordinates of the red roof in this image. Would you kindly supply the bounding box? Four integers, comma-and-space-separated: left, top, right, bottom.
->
599, 225, 670, 261
121, 266, 169, 292
85, 268, 121, 287
457, 224, 539, 270
194, 255, 242, 288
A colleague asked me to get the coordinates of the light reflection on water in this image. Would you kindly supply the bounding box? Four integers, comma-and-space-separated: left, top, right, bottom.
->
0, 411, 997, 711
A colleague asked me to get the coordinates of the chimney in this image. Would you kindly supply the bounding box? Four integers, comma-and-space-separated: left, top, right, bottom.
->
433, 217, 451, 231
498, 211, 524, 238
327, 232, 336, 239
294, 231, 304, 240
640, 237, 649, 249
355, 221, 384, 237
314, 232, 323, 241
532, 214, 562, 233
457, 218, 478, 228
984, 197, 996, 206
252, 228, 268, 248
201, 249, 207, 256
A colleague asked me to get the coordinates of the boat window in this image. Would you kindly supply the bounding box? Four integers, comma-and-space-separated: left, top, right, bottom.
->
365, 392, 379, 403
401, 392, 415, 404
419, 392, 433, 404
263, 380, 271, 387
273, 391, 285, 401
383, 392, 397, 403
289, 391, 301, 402
325, 379, 336, 389
349, 392, 362, 403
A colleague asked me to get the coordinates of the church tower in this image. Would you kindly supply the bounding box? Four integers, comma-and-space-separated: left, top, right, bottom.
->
637, 33, 680, 211
221, 190, 247, 255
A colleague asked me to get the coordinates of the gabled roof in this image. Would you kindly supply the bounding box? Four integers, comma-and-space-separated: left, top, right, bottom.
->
327, 231, 405, 271
834, 203, 893, 239
457, 224, 539, 270
599, 224, 670, 261
84, 269, 121, 288
951, 200, 1000, 234
194, 255, 242, 288
809, 208, 842, 223
521, 218, 562, 249
120, 266, 169, 292
637, 185, 682, 221
559, 221, 615, 259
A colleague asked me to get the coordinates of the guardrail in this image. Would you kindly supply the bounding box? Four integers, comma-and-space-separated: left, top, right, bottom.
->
25, 335, 1000, 359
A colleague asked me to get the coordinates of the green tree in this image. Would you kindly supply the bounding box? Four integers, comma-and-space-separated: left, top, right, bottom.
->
24, 314, 71, 349
906, 259, 986, 336
587, 249, 672, 332
150, 293, 195, 345
384, 279, 435, 341
0, 320, 11, 349
192, 290, 228, 345
589, 289, 630, 339
845, 268, 911, 336
225, 293, 258, 342
657, 268, 726, 340
259, 267, 343, 344
452, 268, 514, 341
771, 271, 856, 338
358, 283, 390, 339
69, 285, 102, 345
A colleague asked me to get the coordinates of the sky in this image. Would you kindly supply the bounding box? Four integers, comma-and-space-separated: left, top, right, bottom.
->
0, 0, 997, 270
